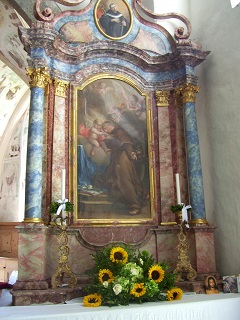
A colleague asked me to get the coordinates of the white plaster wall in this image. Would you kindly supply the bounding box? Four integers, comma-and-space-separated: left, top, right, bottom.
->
0, 92, 29, 222
190, 0, 240, 275
154, 0, 190, 37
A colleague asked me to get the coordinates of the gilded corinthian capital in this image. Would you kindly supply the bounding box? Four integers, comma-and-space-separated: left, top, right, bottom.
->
26, 67, 51, 89
155, 90, 170, 107
181, 84, 199, 104
53, 78, 69, 98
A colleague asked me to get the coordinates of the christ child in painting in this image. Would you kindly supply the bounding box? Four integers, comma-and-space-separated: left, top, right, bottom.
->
88, 119, 109, 156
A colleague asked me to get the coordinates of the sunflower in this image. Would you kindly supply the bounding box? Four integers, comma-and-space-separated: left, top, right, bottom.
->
130, 283, 146, 297
110, 247, 128, 265
148, 265, 165, 283
98, 269, 114, 284
166, 288, 183, 301
83, 293, 102, 307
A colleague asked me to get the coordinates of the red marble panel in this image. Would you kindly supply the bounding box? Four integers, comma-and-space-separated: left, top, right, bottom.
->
17, 224, 48, 281
195, 228, 217, 274
158, 106, 175, 222
175, 107, 189, 205
52, 96, 67, 200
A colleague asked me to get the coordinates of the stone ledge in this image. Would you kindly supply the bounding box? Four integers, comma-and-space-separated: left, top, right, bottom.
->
11, 285, 84, 306
13, 280, 49, 290
176, 278, 223, 294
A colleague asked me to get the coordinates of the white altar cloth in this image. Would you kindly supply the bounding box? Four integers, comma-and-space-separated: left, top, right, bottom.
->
1, 293, 240, 320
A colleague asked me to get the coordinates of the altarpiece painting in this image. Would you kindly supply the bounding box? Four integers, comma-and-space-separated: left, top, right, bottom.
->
73, 76, 156, 224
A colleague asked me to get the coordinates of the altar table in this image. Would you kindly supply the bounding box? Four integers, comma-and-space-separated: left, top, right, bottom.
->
1, 293, 240, 320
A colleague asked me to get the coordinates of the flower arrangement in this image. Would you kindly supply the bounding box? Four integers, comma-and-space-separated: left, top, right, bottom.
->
83, 244, 183, 307
170, 204, 183, 213
48, 200, 74, 214
48, 200, 74, 225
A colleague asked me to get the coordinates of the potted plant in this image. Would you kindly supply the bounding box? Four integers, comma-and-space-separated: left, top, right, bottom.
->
49, 200, 74, 225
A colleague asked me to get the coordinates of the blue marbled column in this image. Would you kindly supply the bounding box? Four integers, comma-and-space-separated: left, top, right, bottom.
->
24, 87, 45, 220
183, 102, 206, 221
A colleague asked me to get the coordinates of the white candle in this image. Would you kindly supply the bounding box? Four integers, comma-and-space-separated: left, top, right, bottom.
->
61, 169, 66, 200
62, 207, 66, 222
175, 173, 181, 204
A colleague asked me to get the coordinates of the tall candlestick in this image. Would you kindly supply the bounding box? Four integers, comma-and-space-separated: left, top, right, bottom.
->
61, 169, 66, 200
61, 169, 66, 221
84, 98, 87, 115
175, 173, 181, 204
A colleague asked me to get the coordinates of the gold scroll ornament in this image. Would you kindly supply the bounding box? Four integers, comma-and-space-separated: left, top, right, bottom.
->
174, 223, 197, 281
51, 218, 77, 288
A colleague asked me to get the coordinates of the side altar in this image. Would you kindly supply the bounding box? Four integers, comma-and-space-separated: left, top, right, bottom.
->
12, 0, 218, 306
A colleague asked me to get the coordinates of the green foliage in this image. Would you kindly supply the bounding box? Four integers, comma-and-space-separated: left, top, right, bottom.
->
170, 204, 183, 213
48, 201, 74, 213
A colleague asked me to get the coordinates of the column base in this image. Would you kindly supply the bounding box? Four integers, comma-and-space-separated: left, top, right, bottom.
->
190, 218, 208, 225
23, 217, 44, 223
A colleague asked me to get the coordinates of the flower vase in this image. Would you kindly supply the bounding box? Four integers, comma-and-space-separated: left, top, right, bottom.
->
65, 211, 72, 225
50, 213, 61, 225
175, 211, 182, 225
50, 212, 71, 226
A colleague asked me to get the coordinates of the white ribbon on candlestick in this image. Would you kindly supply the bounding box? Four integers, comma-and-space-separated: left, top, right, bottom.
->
56, 198, 69, 217
181, 203, 191, 228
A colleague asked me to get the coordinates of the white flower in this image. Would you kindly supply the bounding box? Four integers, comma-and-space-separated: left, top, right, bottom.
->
103, 281, 108, 288
131, 267, 139, 276
139, 258, 143, 265
123, 262, 143, 279
116, 276, 129, 288
113, 284, 122, 295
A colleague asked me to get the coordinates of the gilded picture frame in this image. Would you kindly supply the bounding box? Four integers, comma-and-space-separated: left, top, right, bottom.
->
71, 74, 156, 225
94, 0, 133, 40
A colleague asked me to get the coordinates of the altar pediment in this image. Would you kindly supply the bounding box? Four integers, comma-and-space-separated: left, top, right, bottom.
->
18, 0, 209, 87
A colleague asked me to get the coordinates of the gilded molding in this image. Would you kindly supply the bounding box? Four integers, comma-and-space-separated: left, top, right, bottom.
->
160, 222, 177, 226
53, 78, 69, 98
190, 218, 208, 225
26, 67, 51, 89
23, 217, 44, 223
155, 90, 170, 107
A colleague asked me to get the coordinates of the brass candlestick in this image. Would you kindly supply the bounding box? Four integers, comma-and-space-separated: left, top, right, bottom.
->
174, 222, 197, 281
51, 216, 77, 288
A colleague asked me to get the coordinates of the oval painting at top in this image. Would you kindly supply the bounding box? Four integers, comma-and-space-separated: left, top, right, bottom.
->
95, 0, 133, 40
